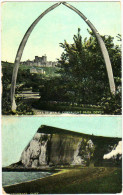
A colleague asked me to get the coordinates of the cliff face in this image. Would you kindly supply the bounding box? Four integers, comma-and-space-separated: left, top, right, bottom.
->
21, 133, 51, 168
20, 125, 121, 168
21, 128, 94, 168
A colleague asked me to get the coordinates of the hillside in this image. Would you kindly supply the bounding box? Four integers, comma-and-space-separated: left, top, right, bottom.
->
2, 61, 58, 114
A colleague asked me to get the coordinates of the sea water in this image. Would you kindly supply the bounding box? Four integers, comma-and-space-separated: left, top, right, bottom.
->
2, 171, 53, 187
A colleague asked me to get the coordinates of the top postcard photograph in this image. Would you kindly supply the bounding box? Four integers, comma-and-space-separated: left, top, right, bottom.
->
1, 1, 121, 115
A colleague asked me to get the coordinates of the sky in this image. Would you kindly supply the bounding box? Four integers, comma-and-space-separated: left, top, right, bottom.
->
1, 1, 121, 62
2, 115, 122, 167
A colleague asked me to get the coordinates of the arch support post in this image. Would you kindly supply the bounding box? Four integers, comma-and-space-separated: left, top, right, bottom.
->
10, 2, 61, 112
62, 2, 116, 95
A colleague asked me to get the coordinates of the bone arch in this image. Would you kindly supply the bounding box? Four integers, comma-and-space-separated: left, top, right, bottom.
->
11, 2, 115, 112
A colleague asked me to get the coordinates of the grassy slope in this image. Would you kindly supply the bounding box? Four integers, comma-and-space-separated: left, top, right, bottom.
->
2, 61, 57, 73
4, 167, 122, 194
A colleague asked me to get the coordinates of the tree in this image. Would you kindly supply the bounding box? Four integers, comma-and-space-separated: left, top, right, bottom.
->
56, 29, 121, 113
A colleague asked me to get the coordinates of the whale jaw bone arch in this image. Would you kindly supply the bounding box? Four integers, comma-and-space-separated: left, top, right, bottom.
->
11, 2, 115, 112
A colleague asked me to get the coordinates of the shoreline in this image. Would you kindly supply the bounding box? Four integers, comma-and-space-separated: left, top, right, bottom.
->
2, 167, 60, 172
3, 167, 122, 194
3, 169, 63, 188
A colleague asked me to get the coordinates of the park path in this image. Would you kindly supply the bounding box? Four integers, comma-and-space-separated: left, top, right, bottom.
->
16, 90, 57, 114
16, 90, 40, 100
16, 90, 77, 115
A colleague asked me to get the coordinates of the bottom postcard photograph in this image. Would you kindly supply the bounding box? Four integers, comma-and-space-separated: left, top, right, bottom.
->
2, 116, 122, 194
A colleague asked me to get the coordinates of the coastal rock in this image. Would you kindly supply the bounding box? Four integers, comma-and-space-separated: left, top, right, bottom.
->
32, 159, 39, 168
19, 125, 121, 168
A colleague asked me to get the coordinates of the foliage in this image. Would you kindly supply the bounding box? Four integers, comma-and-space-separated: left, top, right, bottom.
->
55, 29, 121, 113
2, 61, 34, 114
2, 62, 14, 114
92, 137, 120, 166
2, 28, 121, 115
39, 77, 75, 102
100, 93, 121, 115
2, 61, 57, 114
34, 100, 103, 114
38, 29, 121, 114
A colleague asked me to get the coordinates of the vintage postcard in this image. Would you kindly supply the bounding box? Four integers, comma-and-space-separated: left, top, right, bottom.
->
1, 1, 122, 194
1, 1, 121, 115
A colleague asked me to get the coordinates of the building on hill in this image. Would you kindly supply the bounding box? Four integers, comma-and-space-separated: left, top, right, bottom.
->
34, 55, 47, 64
21, 55, 57, 67
30, 67, 46, 74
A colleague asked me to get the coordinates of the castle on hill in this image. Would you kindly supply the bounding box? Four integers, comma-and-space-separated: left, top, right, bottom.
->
21, 55, 57, 67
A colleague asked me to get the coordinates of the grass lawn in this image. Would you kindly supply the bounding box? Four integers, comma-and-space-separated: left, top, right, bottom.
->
35, 101, 104, 114
4, 167, 122, 194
